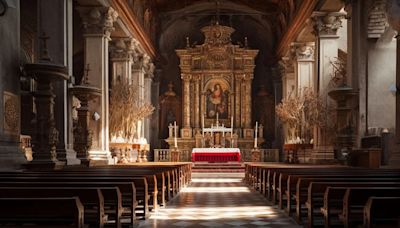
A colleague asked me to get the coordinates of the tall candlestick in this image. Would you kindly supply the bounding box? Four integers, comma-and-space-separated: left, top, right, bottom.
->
254, 121, 258, 148
174, 121, 177, 148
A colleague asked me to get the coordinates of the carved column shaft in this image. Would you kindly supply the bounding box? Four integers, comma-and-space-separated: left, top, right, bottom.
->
194, 76, 200, 128
182, 74, 191, 128
77, 6, 118, 164
244, 77, 252, 128
235, 75, 242, 128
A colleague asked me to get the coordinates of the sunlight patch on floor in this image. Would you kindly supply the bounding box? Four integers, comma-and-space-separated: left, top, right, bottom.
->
181, 186, 250, 193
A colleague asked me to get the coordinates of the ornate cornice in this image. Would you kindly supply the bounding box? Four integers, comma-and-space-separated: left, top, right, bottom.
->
368, 0, 388, 38
77, 6, 118, 38
110, 37, 137, 60
110, 0, 156, 59
312, 12, 346, 37
276, 0, 318, 58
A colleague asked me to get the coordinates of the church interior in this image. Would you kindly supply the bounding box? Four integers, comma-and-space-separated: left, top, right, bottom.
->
0, 0, 400, 227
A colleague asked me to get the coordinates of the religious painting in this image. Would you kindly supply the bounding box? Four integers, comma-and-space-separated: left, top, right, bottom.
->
205, 80, 229, 119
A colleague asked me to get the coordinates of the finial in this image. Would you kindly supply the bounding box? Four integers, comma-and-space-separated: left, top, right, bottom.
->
186, 36, 190, 48
82, 64, 91, 85
39, 32, 52, 62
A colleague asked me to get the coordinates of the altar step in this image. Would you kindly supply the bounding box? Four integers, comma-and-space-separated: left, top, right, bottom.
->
192, 162, 245, 173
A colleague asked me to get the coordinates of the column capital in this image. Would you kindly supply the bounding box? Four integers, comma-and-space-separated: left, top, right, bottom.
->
181, 74, 192, 81
143, 55, 155, 79
312, 11, 346, 37
77, 6, 118, 38
279, 55, 295, 74
110, 38, 138, 60
291, 42, 315, 61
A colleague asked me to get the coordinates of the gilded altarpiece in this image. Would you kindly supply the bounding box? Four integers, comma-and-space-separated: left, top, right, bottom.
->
166, 23, 263, 152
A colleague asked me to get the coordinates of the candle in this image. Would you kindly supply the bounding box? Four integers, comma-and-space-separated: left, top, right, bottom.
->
222, 124, 225, 138
216, 112, 219, 127
174, 121, 177, 148
254, 121, 258, 148
137, 120, 142, 139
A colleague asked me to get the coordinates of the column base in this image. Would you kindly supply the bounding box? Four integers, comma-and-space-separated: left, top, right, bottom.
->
88, 150, 114, 166
66, 148, 81, 165
310, 145, 336, 163
0, 144, 27, 171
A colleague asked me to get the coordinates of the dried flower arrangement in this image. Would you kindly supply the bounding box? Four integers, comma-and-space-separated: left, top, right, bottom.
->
109, 78, 155, 142
276, 87, 326, 143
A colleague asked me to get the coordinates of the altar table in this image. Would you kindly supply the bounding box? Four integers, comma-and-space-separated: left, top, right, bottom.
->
192, 148, 241, 162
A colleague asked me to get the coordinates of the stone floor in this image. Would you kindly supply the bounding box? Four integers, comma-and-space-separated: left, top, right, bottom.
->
138, 173, 301, 228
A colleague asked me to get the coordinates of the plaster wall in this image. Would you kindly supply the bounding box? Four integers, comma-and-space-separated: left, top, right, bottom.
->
337, 18, 348, 53
367, 38, 397, 131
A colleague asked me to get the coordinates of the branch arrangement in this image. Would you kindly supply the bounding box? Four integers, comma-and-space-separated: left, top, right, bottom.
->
109, 79, 155, 142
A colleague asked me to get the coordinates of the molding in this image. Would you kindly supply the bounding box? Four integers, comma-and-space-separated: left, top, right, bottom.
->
110, 0, 156, 59
276, 0, 318, 59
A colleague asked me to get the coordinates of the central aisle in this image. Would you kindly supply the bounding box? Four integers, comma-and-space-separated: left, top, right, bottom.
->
139, 173, 300, 228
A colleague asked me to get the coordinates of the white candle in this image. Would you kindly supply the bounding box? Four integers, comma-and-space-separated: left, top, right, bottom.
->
222, 124, 225, 137
216, 112, 219, 127
254, 121, 258, 148
137, 120, 142, 139
174, 121, 177, 148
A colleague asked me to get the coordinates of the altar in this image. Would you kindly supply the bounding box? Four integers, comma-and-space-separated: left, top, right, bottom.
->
192, 148, 240, 162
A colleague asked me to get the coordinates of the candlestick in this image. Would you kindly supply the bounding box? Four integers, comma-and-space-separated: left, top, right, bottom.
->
254, 121, 258, 148
174, 121, 177, 148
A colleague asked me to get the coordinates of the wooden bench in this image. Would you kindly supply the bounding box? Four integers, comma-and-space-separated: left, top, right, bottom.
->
364, 197, 400, 228
340, 187, 400, 227
0, 187, 108, 227
0, 197, 85, 227
306, 182, 400, 227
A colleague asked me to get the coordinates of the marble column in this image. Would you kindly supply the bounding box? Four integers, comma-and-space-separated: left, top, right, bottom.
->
131, 53, 145, 140
312, 11, 345, 162
0, 0, 27, 170
110, 38, 135, 85
279, 56, 295, 99
181, 74, 192, 138
292, 42, 316, 94
37, 0, 75, 163
77, 6, 118, 165
143, 56, 154, 142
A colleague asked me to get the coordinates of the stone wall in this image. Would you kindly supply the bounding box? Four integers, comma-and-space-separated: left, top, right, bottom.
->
0, 0, 27, 170
367, 38, 397, 131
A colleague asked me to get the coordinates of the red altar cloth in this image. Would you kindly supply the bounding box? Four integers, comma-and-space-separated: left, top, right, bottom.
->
191, 148, 241, 162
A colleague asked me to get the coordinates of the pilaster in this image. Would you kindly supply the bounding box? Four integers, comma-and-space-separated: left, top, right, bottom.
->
311, 11, 346, 162
77, 6, 118, 165
181, 74, 192, 138
291, 42, 316, 94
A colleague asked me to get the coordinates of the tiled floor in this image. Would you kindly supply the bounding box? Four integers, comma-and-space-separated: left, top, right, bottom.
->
138, 173, 301, 228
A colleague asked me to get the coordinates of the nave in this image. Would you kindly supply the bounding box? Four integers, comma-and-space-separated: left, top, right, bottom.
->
139, 173, 300, 228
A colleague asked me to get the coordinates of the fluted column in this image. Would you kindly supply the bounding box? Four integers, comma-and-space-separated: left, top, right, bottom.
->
312, 11, 345, 162
193, 75, 201, 129
77, 6, 118, 165
235, 74, 242, 129
181, 74, 191, 128
244, 76, 252, 129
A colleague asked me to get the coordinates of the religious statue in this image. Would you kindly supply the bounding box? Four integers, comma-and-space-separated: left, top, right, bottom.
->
207, 82, 228, 119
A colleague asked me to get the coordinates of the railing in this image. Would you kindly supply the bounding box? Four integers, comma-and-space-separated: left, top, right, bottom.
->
154, 148, 280, 162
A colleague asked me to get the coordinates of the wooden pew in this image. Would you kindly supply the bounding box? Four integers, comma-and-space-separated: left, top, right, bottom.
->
364, 197, 400, 228
0, 197, 85, 227
0, 187, 107, 227
0, 180, 138, 223
306, 182, 400, 227
293, 176, 400, 223
340, 187, 400, 227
